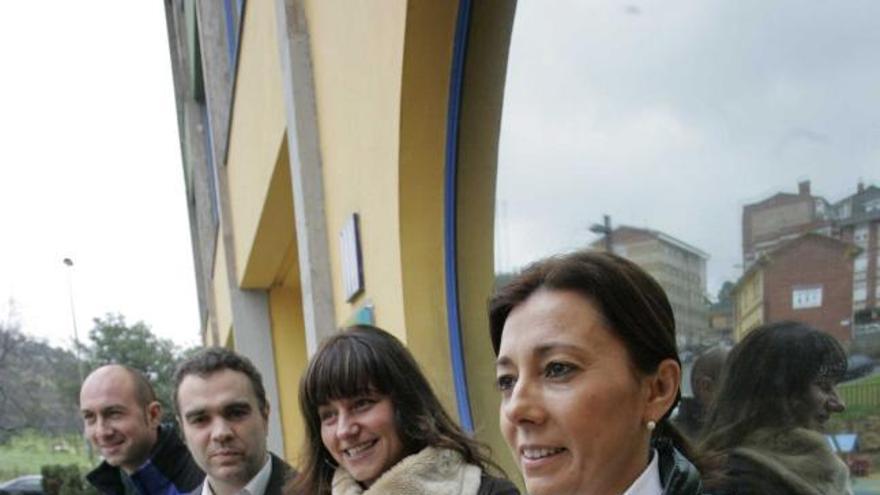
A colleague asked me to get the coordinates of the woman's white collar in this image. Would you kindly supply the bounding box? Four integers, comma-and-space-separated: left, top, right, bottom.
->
622, 448, 662, 495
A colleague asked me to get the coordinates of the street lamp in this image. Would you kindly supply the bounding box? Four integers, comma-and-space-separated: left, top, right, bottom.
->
63, 257, 90, 459
62, 258, 84, 372
589, 214, 614, 252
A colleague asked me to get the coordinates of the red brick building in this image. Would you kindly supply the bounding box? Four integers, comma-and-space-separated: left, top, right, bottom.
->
742, 180, 832, 268
740, 181, 880, 336
733, 233, 857, 343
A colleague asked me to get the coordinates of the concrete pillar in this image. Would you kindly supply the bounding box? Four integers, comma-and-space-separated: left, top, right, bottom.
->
194, 0, 285, 456
274, 0, 337, 355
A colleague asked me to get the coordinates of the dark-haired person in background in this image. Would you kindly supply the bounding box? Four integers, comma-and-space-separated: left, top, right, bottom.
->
489, 249, 702, 495
700, 321, 850, 495
290, 325, 518, 495
80, 364, 204, 495
173, 348, 294, 495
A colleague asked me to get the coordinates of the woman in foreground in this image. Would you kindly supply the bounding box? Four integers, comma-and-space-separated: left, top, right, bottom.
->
700, 321, 851, 495
489, 249, 702, 495
290, 324, 519, 495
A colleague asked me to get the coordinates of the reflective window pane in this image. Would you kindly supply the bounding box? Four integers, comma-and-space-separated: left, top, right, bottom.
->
496, 0, 880, 486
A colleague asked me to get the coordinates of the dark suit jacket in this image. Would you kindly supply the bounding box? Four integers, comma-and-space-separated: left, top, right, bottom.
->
265, 453, 295, 495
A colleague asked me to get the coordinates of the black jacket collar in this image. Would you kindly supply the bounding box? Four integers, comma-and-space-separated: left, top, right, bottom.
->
86, 423, 204, 495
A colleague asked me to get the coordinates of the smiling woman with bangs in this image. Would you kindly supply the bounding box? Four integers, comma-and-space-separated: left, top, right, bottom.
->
288, 325, 519, 495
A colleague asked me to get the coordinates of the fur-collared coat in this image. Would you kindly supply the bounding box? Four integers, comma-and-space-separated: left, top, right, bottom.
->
709, 427, 852, 495
330, 447, 518, 495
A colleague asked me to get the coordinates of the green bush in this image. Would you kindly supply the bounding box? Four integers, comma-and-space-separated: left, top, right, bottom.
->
40, 465, 95, 495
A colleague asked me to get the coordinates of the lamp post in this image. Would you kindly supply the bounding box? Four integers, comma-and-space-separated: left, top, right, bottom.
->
589, 214, 614, 252
63, 257, 90, 459
62, 258, 85, 380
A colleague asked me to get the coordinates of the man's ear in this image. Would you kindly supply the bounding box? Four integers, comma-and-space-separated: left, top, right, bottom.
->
694, 375, 713, 404
146, 400, 162, 427
644, 358, 681, 424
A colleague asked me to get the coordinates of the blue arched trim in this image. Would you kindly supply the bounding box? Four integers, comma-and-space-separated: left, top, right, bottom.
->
444, 0, 474, 432
223, 0, 237, 65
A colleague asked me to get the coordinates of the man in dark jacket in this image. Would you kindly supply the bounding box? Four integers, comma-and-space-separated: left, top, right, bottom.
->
81, 365, 204, 495
675, 346, 728, 440
174, 348, 294, 495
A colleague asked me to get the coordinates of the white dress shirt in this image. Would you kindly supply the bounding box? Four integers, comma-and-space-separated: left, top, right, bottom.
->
622, 449, 662, 495
201, 455, 273, 495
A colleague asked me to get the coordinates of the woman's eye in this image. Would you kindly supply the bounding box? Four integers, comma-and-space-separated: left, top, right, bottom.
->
496, 374, 516, 391
545, 361, 575, 379
353, 398, 375, 411
318, 409, 337, 423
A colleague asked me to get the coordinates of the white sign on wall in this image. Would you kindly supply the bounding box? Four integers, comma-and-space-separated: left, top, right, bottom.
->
792, 285, 822, 310
340, 213, 364, 301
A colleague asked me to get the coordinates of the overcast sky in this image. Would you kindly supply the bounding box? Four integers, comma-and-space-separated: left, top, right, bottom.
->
0, 2, 199, 349
2, 2, 878, 350
496, 0, 880, 298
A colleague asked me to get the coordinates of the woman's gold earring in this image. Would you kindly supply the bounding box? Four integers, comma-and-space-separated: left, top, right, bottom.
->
646, 420, 656, 431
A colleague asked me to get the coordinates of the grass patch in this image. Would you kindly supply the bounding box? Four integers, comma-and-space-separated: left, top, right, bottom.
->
843, 374, 880, 387
837, 377, 880, 418
0, 430, 92, 482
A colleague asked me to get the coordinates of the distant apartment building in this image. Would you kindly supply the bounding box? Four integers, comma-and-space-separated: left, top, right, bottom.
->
592, 226, 709, 348
834, 184, 880, 325
732, 233, 856, 343
741, 181, 879, 327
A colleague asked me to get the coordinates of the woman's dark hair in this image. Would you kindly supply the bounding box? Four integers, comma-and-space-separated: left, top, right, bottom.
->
700, 321, 847, 455
290, 325, 504, 495
488, 249, 690, 454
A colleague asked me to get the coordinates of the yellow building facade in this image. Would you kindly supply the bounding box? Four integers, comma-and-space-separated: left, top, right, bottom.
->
732, 268, 765, 341
164, 0, 518, 481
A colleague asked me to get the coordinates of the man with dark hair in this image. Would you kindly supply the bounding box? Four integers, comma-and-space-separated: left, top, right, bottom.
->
80, 364, 204, 495
173, 348, 293, 495
674, 346, 729, 440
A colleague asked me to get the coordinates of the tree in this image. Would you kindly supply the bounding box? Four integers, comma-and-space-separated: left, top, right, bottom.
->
0, 310, 196, 439
717, 281, 735, 304
79, 313, 194, 419
0, 317, 81, 441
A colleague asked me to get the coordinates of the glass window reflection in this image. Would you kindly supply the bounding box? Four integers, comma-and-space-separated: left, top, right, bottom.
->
495, 1, 880, 490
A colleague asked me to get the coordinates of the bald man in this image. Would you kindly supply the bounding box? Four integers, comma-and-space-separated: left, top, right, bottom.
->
80, 364, 203, 495
674, 346, 729, 440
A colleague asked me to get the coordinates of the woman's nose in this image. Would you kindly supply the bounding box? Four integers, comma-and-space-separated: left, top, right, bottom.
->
828, 388, 846, 413
336, 412, 360, 439
502, 378, 546, 426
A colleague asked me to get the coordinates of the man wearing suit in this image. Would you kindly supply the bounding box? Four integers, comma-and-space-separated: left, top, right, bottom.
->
173, 348, 294, 495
